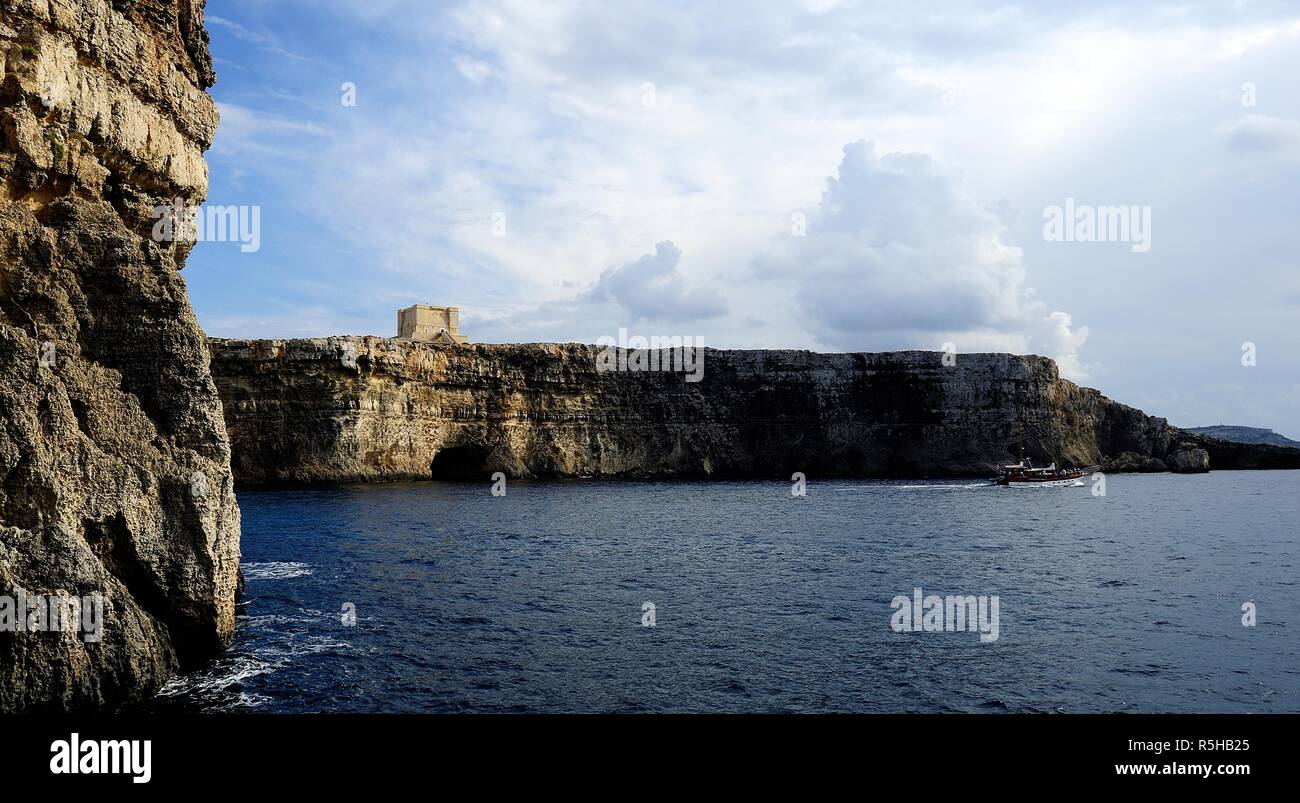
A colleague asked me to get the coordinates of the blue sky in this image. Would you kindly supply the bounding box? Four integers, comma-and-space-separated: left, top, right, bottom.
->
191, 0, 1300, 436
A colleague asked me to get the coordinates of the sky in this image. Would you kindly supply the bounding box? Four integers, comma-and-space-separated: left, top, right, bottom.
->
191, 0, 1300, 437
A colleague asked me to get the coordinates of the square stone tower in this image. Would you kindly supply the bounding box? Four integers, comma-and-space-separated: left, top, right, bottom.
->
396, 305, 468, 344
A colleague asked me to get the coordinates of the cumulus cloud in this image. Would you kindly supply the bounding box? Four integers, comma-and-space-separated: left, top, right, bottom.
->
754, 141, 1089, 377
472, 240, 726, 342
586, 241, 726, 322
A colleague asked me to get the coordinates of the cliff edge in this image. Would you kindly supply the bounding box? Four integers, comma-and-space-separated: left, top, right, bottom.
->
0, 0, 239, 711
208, 337, 1300, 484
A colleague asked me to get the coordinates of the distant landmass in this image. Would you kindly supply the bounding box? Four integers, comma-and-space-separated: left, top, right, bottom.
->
1184, 426, 1300, 449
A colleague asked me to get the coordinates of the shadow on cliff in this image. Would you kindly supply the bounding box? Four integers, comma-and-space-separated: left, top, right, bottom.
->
429, 445, 493, 480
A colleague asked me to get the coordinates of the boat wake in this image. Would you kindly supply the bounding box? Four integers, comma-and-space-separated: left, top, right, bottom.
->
836, 483, 993, 490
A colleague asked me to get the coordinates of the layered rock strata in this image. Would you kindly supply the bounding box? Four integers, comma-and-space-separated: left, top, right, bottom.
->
0, 0, 239, 711
208, 337, 1300, 484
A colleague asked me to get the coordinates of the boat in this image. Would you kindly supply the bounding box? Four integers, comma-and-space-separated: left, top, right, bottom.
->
993, 457, 1096, 487
993, 444, 1095, 487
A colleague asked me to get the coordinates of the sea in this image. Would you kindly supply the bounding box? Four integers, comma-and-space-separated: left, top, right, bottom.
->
152, 471, 1299, 713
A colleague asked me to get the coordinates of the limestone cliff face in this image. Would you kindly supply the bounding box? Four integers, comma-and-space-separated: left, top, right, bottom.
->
208, 337, 1297, 484
0, 1, 239, 711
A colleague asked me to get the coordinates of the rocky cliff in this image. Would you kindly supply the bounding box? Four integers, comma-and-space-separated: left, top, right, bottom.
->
207, 337, 1300, 484
0, 0, 239, 711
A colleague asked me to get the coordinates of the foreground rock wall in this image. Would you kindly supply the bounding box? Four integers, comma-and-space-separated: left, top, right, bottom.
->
208, 337, 1297, 484
0, 0, 239, 711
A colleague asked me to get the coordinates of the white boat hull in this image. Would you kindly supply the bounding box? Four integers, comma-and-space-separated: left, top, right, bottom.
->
1004, 477, 1084, 488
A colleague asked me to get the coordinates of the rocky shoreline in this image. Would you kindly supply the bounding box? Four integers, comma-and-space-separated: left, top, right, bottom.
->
0, 0, 239, 712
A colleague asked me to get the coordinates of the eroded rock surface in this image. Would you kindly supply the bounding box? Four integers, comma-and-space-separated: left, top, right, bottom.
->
208, 338, 1300, 483
1167, 446, 1211, 473
0, 0, 238, 711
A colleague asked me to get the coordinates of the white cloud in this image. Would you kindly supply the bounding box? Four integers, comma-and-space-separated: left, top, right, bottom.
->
472, 240, 725, 342
207, 14, 311, 62
587, 241, 726, 322
195, 0, 1300, 433
1215, 18, 1300, 60
753, 142, 1089, 376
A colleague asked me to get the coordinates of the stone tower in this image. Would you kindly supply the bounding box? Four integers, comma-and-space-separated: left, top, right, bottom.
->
397, 305, 469, 344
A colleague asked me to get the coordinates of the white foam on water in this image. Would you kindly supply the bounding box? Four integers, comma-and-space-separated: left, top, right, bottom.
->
242, 561, 313, 580
241, 612, 319, 627
158, 631, 353, 711
156, 654, 276, 710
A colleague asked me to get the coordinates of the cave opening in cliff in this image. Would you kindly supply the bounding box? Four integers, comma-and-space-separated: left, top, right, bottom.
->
429, 445, 491, 480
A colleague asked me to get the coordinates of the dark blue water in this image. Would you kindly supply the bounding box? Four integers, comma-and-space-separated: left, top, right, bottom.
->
157, 472, 1299, 712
